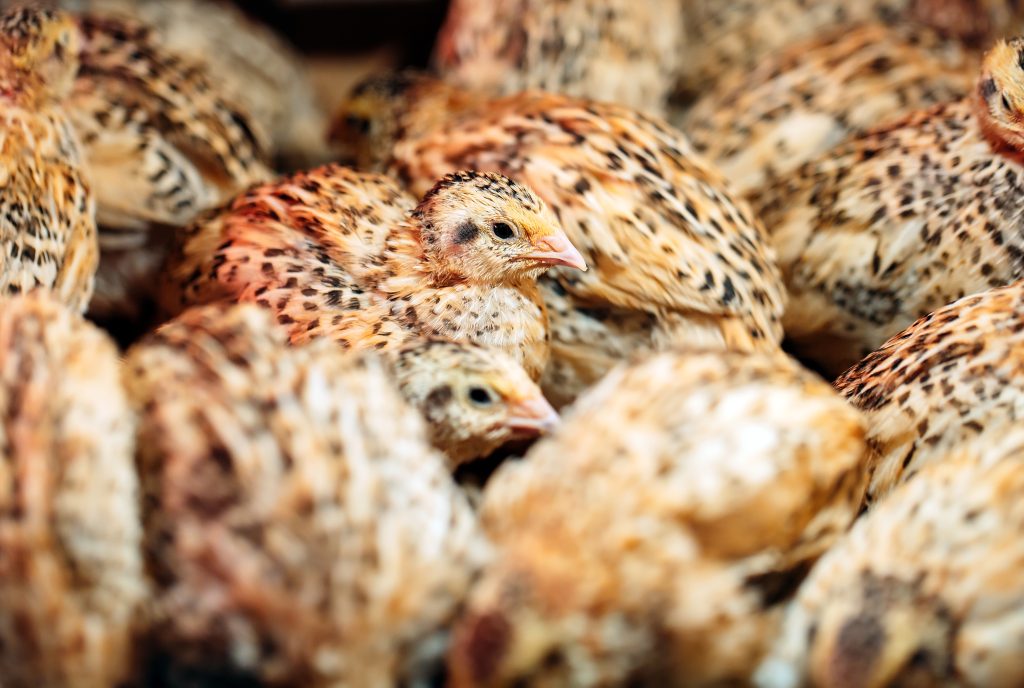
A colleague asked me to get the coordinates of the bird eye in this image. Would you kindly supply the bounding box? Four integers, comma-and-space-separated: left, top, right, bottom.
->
1002, 93, 1013, 112
345, 114, 371, 134
468, 386, 495, 406
491, 222, 516, 240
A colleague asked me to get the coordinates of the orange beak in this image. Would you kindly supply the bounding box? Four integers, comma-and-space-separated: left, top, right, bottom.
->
505, 395, 560, 435
524, 233, 588, 271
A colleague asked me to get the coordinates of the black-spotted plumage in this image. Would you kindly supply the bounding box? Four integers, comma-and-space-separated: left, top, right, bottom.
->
758, 37, 1024, 375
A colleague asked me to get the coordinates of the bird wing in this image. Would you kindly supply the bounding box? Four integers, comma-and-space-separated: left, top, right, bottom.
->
394, 92, 785, 342
69, 14, 271, 229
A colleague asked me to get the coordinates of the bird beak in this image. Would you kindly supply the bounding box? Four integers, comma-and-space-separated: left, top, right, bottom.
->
505, 395, 560, 435
524, 234, 588, 271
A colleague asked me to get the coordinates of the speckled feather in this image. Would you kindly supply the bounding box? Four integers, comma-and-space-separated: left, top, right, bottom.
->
449, 350, 866, 687
124, 303, 488, 687
434, 0, 682, 115
758, 38, 1024, 375
0, 291, 145, 688
68, 12, 271, 231
758, 448, 1024, 688
59, 0, 326, 167
684, 22, 976, 198
163, 165, 568, 380
0, 7, 97, 312
677, 0, 1024, 98
334, 77, 787, 400
835, 282, 1024, 505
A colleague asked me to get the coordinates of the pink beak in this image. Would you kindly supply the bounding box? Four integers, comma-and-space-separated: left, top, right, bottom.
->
505, 395, 560, 435
524, 233, 588, 271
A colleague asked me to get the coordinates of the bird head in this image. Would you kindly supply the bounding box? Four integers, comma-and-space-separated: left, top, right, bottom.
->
389, 339, 558, 466
806, 574, 953, 688
977, 37, 1024, 152
414, 170, 586, 284
330, 71, 470, 172
0, 6, 80, 106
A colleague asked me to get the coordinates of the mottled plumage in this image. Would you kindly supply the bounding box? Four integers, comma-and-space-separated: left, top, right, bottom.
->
0, 7, 97, 312
434, 0, 682, 115
449, 350, 866, 686
59, 0, 326, 168
334, 75, 786, 403
758, 446, 1024, 688
836, 282, 1024, 505
677, 0, 1023, 99
124, 303, 489, 687
163, 165, 583, 381
685, 22, 975, 198
65, 11, 271, 319
758, 37, 1024, 375
0, 291, 145, 688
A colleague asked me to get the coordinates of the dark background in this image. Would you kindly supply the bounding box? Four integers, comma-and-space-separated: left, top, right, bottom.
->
240, 0, 452, 64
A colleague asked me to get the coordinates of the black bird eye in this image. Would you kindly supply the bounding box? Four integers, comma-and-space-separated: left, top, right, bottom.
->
468, 386, 495, 406
491, 222, 516, 240
1002, 93, 1013, 112
345, 114, 371, 134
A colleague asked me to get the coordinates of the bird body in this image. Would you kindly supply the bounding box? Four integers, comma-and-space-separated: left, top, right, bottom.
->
684, 22, 976, 199
0, 7, 97, 312
68, 0, 326, 168
0, 291, 145, 688
334, 76, 786, 402
164, 165, 583, 380
758, 447, 1024, 688
124, 303, 489, 687
434, 0, 682, 115
45, 9, 273, 321
677, 0, 1023, 98
449, 349, 866, 686
758, 37, 1024, 375
836, 281, 1024, 504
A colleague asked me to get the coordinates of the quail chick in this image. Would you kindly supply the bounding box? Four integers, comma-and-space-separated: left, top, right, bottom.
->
835, 281, 1024, 505
123, 303, 489, 687
334, 75, 787, 402
0, 291, 146, 688
66, 11, 271, 323
757, 37, 1024, 375
677, 0, 1023, 99
388, 339, 558, 467
757, 446, 1024, 688
434, 0, 682, 115
0, 6, 97, 312
684, 22, 976, 199
448, 349, 867, 687
58, 0, 326, 169
163, 164, 585, 380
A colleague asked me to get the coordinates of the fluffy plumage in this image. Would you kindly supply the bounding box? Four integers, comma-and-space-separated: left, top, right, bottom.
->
434, 0, 682, 115
0, 291, 145, 688
684, 22, 975, 199
676, 0, 1023, 99
163, 165, 583, 380
333, 75, 786, 402
836, 281, 1024, 505
0, 6, 97, 312
758, 445, 1024, 688
758, 37, 1024, 375
449, 349, 866, 686
64, 10, 271, 320
124, 303, 488, 686
58, 0, 326, 169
